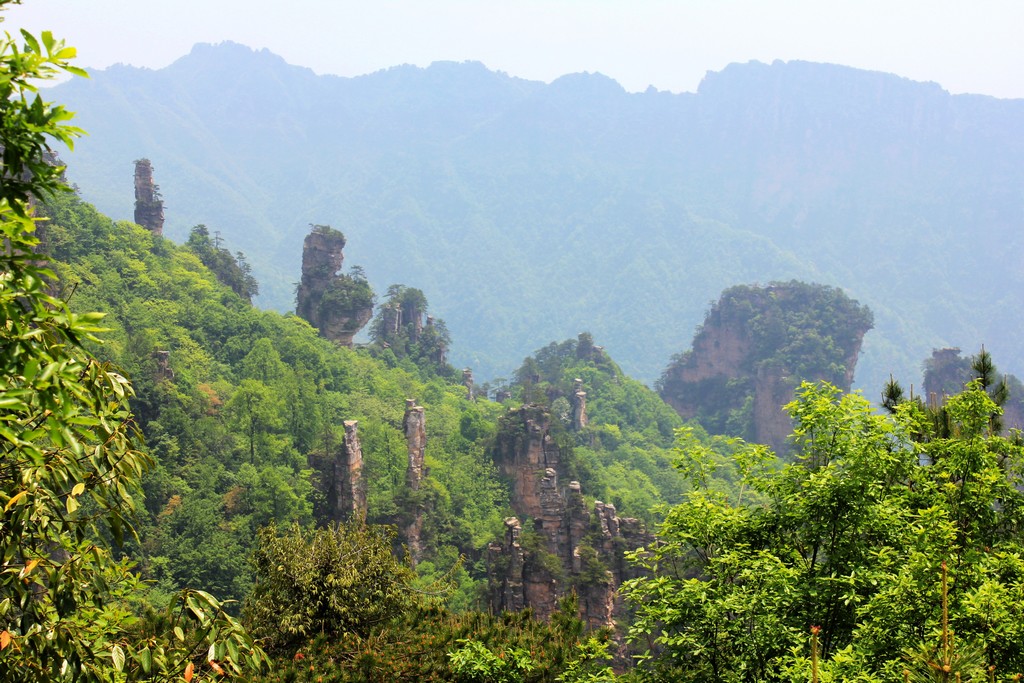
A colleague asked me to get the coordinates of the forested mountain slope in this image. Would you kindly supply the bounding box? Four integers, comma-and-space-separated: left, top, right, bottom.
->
37, 188, 693, 612
660, 282, 874, 453
50, 43, 1024, 389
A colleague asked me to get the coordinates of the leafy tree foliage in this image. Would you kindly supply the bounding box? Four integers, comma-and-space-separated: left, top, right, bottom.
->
185, 225, 258, 302
0, 17, 84, 211
252, 594, 609, 683
624, 381, 1024, 681
239, 524, 614, 682
317, 271, 375, 321
244, 522, 418, 652
368, 284, 454, 377
448, 638, 536, 683
0, 9, 266, 680
911, 346, 1022, 437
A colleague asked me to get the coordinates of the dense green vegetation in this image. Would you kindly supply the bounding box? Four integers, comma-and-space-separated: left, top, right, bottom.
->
9, 8, 1024, 682
625, 382, 1024, 681
240, 523, 615, 683
35, 154, 715, 610
14, 179, 638, 678
658, 281, 873, 441
507, 334, 691, 524
38, 186, 510, 608
0, 17, 266, 681
184, 224, 259, 302
25, 180, 714, 679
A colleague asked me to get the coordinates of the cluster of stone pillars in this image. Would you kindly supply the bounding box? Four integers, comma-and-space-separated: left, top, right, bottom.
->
311, 398, 427, 564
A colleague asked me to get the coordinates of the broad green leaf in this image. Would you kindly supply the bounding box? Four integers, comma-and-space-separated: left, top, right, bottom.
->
136, 646, 152, 674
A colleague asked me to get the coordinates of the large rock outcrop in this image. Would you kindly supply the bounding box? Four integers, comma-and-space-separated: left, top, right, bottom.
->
295, 225, 374, 347
133, 158, 164, 236
487, 405, 652, 630
659, 281, 873, 454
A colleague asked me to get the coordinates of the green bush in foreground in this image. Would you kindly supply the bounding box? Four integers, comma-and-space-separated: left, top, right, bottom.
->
625, 381, 1024, 681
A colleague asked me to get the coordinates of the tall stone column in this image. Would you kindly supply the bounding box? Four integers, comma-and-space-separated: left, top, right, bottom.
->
295, 226, 373, 347
133, 158, 164, 236
336, 420, 365, 521
403, 399, 426, 564
380, 303, 402, 338
571, 378, 588, 431
487, 517, 526, 614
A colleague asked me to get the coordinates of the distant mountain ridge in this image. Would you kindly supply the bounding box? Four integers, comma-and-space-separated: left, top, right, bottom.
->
51, 42, 1024, 389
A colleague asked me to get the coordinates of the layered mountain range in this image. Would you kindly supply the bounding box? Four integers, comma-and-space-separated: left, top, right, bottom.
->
50, 42, 1024, 389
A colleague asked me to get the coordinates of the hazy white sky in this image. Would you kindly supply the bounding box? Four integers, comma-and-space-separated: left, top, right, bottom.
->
4, 0, 1024, 98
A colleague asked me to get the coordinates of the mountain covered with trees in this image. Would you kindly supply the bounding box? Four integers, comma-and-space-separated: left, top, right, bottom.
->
9, 12, 1024, 681
659, 282, 874, 452
19, 180, 1024, 679
27, 149, 728, 664
47, 42, 1024, 392
40, 184, 701, 610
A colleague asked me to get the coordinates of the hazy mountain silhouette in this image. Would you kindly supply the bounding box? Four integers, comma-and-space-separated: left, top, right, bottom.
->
52, 42, 1024, 389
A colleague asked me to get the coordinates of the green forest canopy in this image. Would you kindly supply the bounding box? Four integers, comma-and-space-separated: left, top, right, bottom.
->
7, 9, 1024, 681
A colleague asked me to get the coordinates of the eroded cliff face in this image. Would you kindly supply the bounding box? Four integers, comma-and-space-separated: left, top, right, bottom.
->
666, 325, 753, 402
487, 405, 652, 630
494, 405, 562, 519
295, 226, 373, 347
660, 282, 872, 454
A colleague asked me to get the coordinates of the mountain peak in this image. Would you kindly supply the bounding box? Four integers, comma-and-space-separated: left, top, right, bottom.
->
549, 71, 625, 95
698, 59, 947, 99
168, 41, 315, 79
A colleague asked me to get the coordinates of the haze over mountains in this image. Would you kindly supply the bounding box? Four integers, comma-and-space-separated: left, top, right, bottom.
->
51, 42, 1024, 390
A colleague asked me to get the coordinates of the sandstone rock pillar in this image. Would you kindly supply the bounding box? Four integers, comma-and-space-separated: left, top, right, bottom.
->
487, 517, 526, 613
336, 420, 365, 521
571, 379, 588, 431
403, 399, 426, 563
133, 159, 164, 236
295, 226, 373, 347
